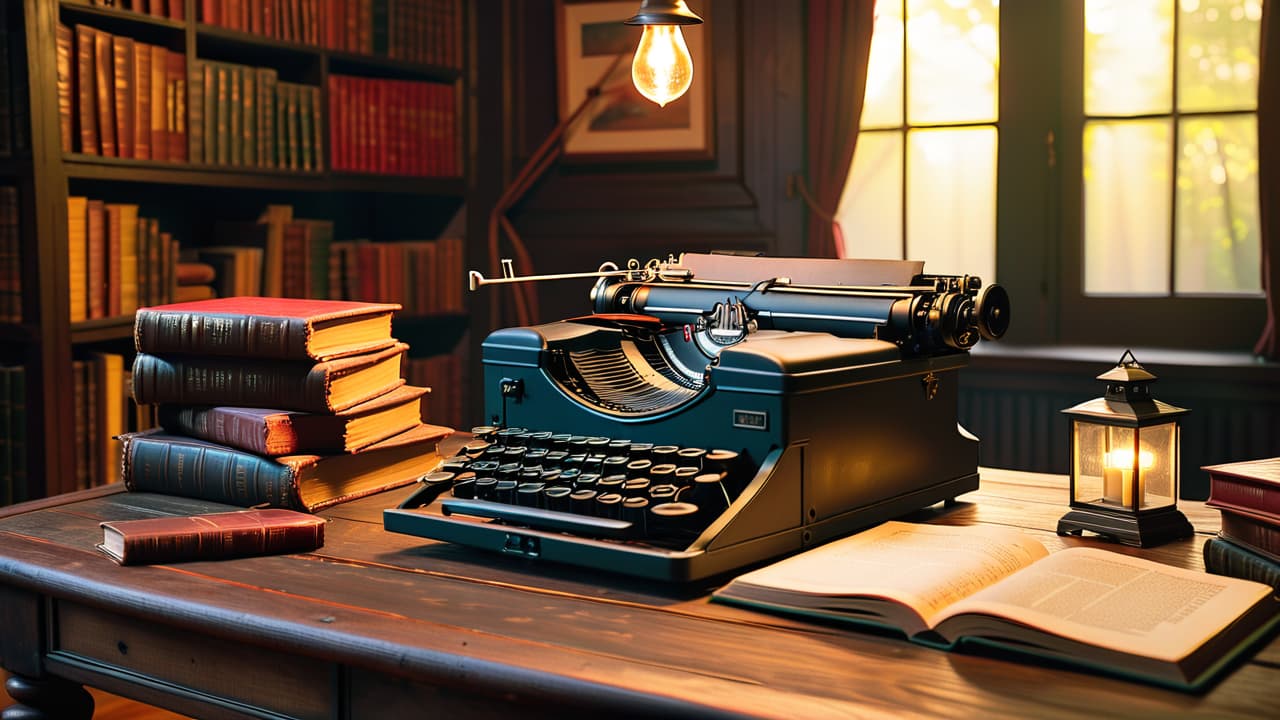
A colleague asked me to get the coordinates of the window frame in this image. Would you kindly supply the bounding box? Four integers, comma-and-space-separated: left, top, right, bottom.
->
994, 0, 1264, 350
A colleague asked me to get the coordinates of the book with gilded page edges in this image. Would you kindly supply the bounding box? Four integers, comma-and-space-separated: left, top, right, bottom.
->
157, 384, 429, 456
1205, 457, 1280, 522
133, 296, 402, 361
131, 342, 409, 413
120, 422, 451, 512
99, 508, 326, 565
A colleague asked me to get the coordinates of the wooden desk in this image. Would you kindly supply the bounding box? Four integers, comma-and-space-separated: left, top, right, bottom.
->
0, 468, 1275, 719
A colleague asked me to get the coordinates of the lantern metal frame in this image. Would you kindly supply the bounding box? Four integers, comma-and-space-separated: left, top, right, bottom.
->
1056, 350, 1195, 547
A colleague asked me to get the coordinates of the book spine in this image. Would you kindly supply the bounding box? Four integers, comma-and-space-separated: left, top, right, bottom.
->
112, 35, 135, 159
133, 308, 313, 358
134, 41, 152, 160
150, 44, 167, 160
1204, 537, 1280, 591
1219, 509, 1280, 561
86, 199, 106, 319
229, 64, 243, 166
110, 516, 324, 565
105, 204, 122, 317
157, 405, 276, 456
131, 353, 334, 413
56, 24, 74, 153
93, 30, 116, 157
169, 51, 187, 162
1208, 475, 1280, 520
189, 59, 204, 164
75, 26, 99, 155
122, 434, 304, 510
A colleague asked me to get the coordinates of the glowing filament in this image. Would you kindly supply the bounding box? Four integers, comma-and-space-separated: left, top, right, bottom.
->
632, 25, 694, 107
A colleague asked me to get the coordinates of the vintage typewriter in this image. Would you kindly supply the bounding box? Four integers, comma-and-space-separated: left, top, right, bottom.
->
385, 253, 1010, 581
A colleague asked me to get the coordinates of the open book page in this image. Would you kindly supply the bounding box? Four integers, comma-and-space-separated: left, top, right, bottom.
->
933, 547, 1275, 662
723, 522, 1049, 629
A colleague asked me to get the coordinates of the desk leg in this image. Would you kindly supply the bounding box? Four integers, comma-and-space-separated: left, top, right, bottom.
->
3, 674, 94, 720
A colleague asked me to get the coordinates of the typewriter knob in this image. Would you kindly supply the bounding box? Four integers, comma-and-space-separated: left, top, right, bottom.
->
974, 283, 1011, 341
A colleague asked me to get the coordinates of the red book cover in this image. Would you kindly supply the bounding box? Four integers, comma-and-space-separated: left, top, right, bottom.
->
99, 509, 326, 565
150, 44, 168, 161
56, 24, 74, 154
201, 0, 220, 25
169, 0, 185, 21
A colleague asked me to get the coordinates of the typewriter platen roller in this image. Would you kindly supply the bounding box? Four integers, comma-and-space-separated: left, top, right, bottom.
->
384, 253, 1010, 581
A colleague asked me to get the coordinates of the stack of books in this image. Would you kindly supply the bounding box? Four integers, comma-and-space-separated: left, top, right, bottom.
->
123, 296, 451, 512
1203, 458, 1280, 591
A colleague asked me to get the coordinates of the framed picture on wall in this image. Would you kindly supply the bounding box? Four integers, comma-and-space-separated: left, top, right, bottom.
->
556, 0, 713, 162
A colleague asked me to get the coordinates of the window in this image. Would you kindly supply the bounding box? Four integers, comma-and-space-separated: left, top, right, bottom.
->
1083, 0, 1262, 297
835, 0, 1000, 282
836, 0, 1266, 349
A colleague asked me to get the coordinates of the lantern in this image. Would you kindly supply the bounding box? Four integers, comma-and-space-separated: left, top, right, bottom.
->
1057, 350, 1193, 547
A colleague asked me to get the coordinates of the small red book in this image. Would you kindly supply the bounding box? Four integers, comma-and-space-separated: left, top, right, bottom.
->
99, 509, 326, 565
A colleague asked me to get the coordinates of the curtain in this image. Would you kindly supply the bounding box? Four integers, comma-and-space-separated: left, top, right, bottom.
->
1256, 0, 1279, 358
804, 0, 877, 258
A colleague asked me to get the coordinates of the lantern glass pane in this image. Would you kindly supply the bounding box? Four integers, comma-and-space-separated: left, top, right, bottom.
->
1073, 421, 1108, 505
1138, 422, 1178, 509
1101, 425, 1139, 510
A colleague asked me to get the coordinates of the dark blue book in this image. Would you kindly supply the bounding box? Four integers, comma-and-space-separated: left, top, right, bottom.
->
1204, 536, 1280, 592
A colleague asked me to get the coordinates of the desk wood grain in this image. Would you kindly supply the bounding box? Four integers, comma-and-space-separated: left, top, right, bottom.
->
0, 468, 1275, 719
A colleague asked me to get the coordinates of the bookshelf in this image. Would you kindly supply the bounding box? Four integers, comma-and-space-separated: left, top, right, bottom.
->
2, 0, 475, 504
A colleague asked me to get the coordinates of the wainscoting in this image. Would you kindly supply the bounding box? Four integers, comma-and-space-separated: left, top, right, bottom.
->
958, 345, 1280, 499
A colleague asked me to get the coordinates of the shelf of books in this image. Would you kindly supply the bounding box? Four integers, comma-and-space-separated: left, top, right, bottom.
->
1, 0, 473, 505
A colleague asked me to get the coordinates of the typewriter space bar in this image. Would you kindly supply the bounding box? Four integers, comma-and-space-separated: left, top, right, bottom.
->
440, 499, 635, 538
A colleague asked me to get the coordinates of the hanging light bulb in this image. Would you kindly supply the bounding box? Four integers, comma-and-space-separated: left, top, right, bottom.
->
624, 1, 704, 107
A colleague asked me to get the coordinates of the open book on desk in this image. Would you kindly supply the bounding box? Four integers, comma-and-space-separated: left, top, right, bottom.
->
712, 522, 1280, 691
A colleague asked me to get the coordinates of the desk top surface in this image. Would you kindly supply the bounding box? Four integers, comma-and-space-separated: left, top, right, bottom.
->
0, 467, 1276, 719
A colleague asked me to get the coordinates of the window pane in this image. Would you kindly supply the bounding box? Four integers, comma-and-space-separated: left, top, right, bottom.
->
906, 0, 998, 124
1178, 0, 1262, 112
1176, 115, 1261, 294
862, 0, 904, 129
836, 131, 904, 259
1083, 120, 1172, 295
906, 127, 996, 281
1084, 0, 1173, 116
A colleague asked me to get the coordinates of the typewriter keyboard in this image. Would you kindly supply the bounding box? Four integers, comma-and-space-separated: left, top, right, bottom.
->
412, 426, 753, 544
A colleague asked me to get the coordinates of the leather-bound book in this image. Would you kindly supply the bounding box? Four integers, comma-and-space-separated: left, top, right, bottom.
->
93, 29, 116, 157
99, 508, 326, 565
86, 199, 106, 319
75, 25, 99, 154
157, 384, 428, 456
112, 35, 135, 159
133, 296, 401, 360
119, 423, 452, 511
56, 23, 73, 153
133, 40, 152, 160
131, 342, 409, 413
167, 50, 187, 162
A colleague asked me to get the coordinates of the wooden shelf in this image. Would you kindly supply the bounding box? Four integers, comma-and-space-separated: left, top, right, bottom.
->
64, 155, 465, 195
70, 315, 134, 345
59, 1, 186, 38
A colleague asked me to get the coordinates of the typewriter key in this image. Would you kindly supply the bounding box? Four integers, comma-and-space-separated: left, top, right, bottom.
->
693, 473, 732, 510
470, 425, 500, 439
469, 459, 500, 474
544, 450, 569, 468
524, 447, 549, 465
440, 455, 470, 473
651, 445, 680, 464
622, 478, 650, 498
574, 472, 598, 490
472, 477, 498, 500
419, 470, 455, 490
482, 445, 506, 460
608, 439, 633, 454
628, 442, 654, 460
626, 459, 653, 478
516, 482, 546, 507
676, 447, 707, 468
519, 468, 542, 483
597, 474, 626, 493
529, 431, 554, 448
565, 453, 588, 469
585, 453, 609, 473
539, 468, 562, 484
570, 489, 598, 514
568, 436, 591, 451
558, 468, 581, 485
602, 456, 629, 475
595, 492, 624, 519
651, 502, 700, 535
496, 462, 522, 481
550, 433, 573, 449
495, 427, 527, 444
648, 483, 681, 503
461, 440, 490, 458
451, 478, 477, 499
586, 437, 611, 451
622, 497, 650, 535
649, 463, 678, 483
494, 479, 519, 504
704, 449, 740, 472
502, 445, 528, 462
673, 466, 700, 485
544, 485, 573, 512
